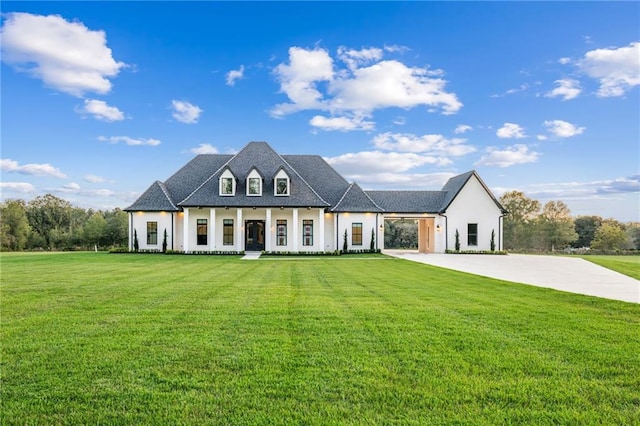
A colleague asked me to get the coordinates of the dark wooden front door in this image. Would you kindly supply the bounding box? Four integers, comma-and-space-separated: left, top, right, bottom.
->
245, 220, 265, 251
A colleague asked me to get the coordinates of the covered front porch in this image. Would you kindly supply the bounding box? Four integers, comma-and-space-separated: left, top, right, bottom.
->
181, 207, 329, 253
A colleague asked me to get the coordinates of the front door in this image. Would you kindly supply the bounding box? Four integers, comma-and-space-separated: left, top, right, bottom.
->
245, 220, 265, 251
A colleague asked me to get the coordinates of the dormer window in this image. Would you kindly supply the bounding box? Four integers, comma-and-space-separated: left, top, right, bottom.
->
246, 169, 262, 196
220, 169, 236, 196
274, 169, 290, 196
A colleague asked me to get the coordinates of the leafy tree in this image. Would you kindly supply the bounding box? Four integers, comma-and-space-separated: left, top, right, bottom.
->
573, 216, 603, 248
26, 194, 72, 249
539, 201, 578, 251
499, 191, 540, 251
104, 209, 128, 247
626, 223, 640, 250
383, 220, 418, 249
0, 199, 31, 251
84, 212, 107, 248
591, 222, 629, 251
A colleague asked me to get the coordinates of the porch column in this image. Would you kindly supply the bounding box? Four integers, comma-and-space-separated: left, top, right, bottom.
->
209, 208, 216, 251
292, 208, 299, 252
183, 208, 190, 252
265, 208, 272, 252
317, 208, 325, 252
236, 208, 243, 252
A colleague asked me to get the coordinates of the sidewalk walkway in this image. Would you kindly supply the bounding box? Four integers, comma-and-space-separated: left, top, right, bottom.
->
384, 251, 640, 304
242, 251, 262, 260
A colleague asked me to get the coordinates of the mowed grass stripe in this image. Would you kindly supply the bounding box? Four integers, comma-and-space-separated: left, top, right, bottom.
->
1, 253, 639, 424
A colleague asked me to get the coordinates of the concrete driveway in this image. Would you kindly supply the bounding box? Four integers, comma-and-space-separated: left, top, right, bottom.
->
384, 251, 640, 304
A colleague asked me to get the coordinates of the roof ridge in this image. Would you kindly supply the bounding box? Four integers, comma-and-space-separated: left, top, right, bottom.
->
331, 182, 355, 212
178, 156, 235, 205
277, 152, 331, 206
352, 182, 385, 212
157, 180, 178, 210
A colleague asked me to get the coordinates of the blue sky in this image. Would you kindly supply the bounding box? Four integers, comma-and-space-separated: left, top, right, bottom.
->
1, 2, 639, 221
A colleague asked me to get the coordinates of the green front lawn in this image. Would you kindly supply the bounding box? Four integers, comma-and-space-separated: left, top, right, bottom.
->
578, 255, 640, 280
1, 253, 639, 424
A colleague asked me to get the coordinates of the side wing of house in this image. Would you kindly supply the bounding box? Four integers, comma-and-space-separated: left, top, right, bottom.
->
442, 172, 505, 251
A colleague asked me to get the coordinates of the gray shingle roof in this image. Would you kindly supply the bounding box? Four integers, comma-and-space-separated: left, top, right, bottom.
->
125, 142, 500, 214
125, 180, 178, 211
366, 190, 446, 213
332, 183, 384, 213
179, 142, 330, 208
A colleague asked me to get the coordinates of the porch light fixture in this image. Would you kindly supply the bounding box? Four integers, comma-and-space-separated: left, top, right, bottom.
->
436, 225, 441, 232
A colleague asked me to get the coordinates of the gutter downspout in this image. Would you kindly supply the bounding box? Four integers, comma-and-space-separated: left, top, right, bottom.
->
129, 212, 133, 251
498, 214, 505, 251
171, 212, 175, 251
440, 213, 448, 252
336, 213, 339, 252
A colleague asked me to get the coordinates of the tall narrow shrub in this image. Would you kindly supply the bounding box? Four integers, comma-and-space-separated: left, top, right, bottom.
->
490, 229, 496, 252
370, 228, 375, 251
343, 229, 348, 253
162, 229, 168, 253
133, 229, 139, 252
455, 229, 460, 251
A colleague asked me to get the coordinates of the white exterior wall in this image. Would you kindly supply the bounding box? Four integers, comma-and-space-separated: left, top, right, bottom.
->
297, 209, 324, 252
130, 212, 174, 251
445, 175, 503, 251
336, 212, 380, 251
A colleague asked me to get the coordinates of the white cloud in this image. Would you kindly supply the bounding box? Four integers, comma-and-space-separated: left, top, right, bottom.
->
84, 174, 106, 183
270, 45, 462, 126
371, 132, 475, 157
345, 172, 456, 190
325, 151, 449, 175
392, 116, 406, 126
0, 12, 125, 97
490, 84, 528, 98
475, 144, 540, 168
337, 46, 383, 70
309, 115, 375, 131
454, 124, 472, 134
171, 100, 203, 124
545, 79, 581, 101
226, 65, 245, 86
0, 182, 36, 193
1, 158, 67, 178
537, 134, 548, 141
543, 120, 585, 138
521, 175, 640, 200
50, 182, 116, 197
98, 136, 161, 146
578, 41, 640, 97
558, 57, 572, 65
191, 143, 218, 154
76, 99, 125, 121
496, 123, 526, 139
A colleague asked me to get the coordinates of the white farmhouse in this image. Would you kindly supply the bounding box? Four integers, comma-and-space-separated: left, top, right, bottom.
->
125, 142, 505, 253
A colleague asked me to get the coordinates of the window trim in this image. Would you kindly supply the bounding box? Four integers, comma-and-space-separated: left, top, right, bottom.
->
196, 218, 207, 246
303, 219, 313, 247
276, 219, 287, 246
146, 221, 158, 245
275, 177, 289, 196
467, 223, 478, 246
223, 219, 234, 245
352, 222, 363, 246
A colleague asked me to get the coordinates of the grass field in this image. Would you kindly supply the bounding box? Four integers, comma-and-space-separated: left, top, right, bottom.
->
2, 252, 639, 425
578, 255, 640, 280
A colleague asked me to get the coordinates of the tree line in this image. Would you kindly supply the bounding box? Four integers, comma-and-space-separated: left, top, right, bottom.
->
1, 192, 638, 252
1, 194, 128, 251
500, 191, 639, 253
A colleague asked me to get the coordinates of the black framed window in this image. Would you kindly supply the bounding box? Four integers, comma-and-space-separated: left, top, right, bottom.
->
223, 219, 234, 245
248, 177, 261, 195
352, 223, 363, 246
275, 178, 289, 195
277, 219, 287, 246
147, 222, 157, 245
467, 223, 478, 246
197, 219, 207, 245
303, 220, 313, 246
221, 177, 233, 195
